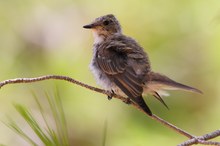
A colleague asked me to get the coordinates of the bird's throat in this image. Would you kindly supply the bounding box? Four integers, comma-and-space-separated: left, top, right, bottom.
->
92, 30, 106, 44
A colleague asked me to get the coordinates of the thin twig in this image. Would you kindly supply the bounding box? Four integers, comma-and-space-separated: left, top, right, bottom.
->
0, 75, 219, 145
0, 75, 193, 137
178, 130, 220, 146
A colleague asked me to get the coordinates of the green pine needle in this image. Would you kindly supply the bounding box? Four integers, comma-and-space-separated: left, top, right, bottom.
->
5, 90, 70, 146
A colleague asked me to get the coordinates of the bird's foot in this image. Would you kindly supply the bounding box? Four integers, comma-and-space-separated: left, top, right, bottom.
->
107, 90, 115, 100
123, 98, 131, 104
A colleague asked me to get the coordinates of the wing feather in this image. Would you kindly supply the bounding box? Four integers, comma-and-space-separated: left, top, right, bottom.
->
96, 46, 143, 98
95, 36, 152, 115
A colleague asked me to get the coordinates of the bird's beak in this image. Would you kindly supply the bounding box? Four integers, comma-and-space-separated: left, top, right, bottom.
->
83, 24, 93, 29
83, 22, 98, 29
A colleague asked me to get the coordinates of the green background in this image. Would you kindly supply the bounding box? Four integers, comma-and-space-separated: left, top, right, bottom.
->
0, 0, 220, 145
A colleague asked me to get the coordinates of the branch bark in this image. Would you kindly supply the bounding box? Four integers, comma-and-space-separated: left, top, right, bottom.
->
0, 75, 220, 146
178, 130, 220, 146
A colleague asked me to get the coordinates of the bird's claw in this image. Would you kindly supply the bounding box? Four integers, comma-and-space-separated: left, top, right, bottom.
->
107, 90, 115, 100
107, 95, 112, 100
123, 98, 131, 104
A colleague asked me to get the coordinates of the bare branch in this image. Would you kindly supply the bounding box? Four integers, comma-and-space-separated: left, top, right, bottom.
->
178, 130, 220, 146
0, 75, 220, 145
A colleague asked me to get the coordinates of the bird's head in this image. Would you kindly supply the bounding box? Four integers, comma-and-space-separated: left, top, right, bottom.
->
83, 14, 121, 42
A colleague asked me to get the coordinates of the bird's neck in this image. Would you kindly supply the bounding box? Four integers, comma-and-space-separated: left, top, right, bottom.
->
92, 31, 121, 45
93, 32, 106, 45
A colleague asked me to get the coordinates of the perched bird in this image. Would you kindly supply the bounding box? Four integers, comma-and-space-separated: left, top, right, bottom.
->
83, 14, 202, 116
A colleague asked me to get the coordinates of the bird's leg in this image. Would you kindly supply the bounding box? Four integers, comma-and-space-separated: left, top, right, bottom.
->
107, 90, 115, 100
123, 98, 131, 104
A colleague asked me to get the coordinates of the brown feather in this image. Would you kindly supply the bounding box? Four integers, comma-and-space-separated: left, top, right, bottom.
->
147, 72, 202, 94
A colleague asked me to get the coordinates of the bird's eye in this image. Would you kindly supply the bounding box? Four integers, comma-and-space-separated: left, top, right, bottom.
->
103, 20, 110, 26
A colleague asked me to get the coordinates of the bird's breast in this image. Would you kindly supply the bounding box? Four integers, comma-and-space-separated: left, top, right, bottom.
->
89, 45, 115, 91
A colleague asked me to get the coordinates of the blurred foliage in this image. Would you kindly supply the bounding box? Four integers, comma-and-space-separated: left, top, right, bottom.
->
6, 91, 69, 146
0, 0, 220, 145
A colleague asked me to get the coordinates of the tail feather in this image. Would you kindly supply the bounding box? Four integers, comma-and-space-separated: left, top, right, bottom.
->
134, 96, 152, 116
148, 72, 203, 94
153, 92, 169, 109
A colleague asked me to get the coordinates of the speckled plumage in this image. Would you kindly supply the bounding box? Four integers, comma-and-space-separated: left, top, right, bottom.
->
90, 34, 150, 92
84, 14, 202, 115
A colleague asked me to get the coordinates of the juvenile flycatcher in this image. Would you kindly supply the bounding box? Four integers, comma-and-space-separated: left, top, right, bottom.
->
83, 14, 202, 116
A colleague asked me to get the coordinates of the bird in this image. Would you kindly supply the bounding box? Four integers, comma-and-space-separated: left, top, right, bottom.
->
83, 14, 202, 116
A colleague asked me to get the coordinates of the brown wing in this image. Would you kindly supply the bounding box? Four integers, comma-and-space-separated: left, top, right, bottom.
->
96, 46, 152, 115
95, 37, 152, 115
96, 46, 144, 98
